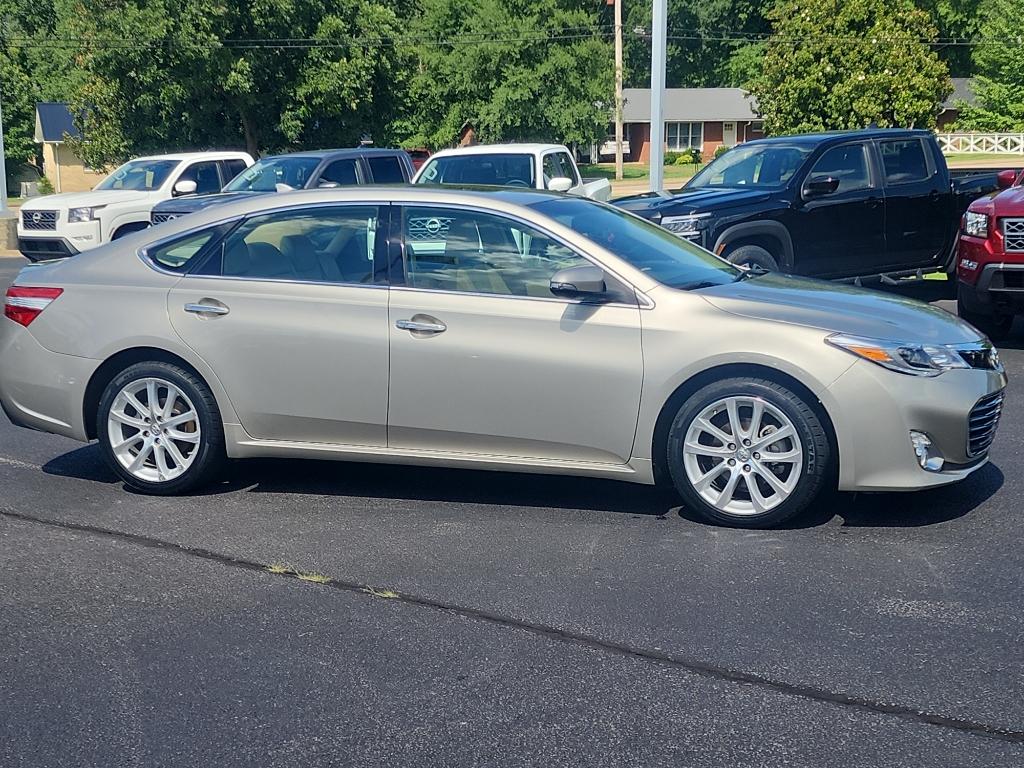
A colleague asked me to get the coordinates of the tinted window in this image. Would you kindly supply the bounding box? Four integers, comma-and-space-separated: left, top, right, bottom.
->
807, 144, 871, 193
402, 206, 588, 297
688, 144, 812, 189
221, 159, 248, 183
223, 157, 321, 192
556, 152, 580, 186
531, 197, 739, 290
416, 154, 535, 188
320, 159, 360, 186
95, 159, 179, 191
177, 161, 222, 194
367, 156, 406, 183
147, 228, 224, 272
200, 207, 379, 284
880, 139, 930, 184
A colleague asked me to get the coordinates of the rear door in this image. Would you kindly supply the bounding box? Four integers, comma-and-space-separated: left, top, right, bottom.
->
877, 137, 951, 270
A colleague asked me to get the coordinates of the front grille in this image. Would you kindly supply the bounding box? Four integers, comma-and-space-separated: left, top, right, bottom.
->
151, 212, 179, 225
21, 210, 58, 230
1004, 218, 1024, 252
967, 390, 1004, 457
958, 345, 1001, 370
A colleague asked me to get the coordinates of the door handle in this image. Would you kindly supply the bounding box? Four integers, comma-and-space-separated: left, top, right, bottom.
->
184, 302, 229, 316
396, 317, 446, 334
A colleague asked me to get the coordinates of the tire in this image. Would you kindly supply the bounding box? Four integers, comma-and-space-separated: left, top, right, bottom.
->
97, 361, 226, 494
957, 290, 1013, 341
725, 244, 780, 272
665, 377, 831, 528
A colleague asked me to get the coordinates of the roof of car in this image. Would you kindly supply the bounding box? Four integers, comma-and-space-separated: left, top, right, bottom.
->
745, 128, 932, 147
260, 147, 410, 161
129, 151, 253, 162
428, 143, 570, 157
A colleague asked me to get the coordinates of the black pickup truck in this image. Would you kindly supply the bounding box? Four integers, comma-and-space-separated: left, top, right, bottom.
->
615, 129, 1006, 281
150, 147, 414, 225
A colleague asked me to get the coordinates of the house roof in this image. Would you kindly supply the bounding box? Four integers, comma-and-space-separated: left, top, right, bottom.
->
622, 88, 759, 123
943, 78, 976, 110
35, 102, 81, 143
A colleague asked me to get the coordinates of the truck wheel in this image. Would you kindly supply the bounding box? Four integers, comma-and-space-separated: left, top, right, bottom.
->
957, 285, 1014, 341
726, 245, 779, 272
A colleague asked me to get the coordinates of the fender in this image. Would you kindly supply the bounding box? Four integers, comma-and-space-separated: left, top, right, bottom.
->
712, 220, 795, 270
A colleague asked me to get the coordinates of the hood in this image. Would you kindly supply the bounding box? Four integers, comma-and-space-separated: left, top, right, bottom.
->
984, 184, 1024, 212
152, 191, 265, 215
20, 189, 152, 209
697, 273, 982, 344
614, 186, 773, 219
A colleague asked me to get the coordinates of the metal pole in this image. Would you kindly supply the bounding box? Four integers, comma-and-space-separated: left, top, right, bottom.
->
649, 0, 667, 192
614, 0, 624, 181
0, 87, 8, 212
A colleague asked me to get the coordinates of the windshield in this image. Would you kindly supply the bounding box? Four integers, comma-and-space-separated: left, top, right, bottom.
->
416, 154, 535, 188
687, 144, 812, 189
95, 159, 179, 191
531, 197, 739, 289
224, 157, 322, 192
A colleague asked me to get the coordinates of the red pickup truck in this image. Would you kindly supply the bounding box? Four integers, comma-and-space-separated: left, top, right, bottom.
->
957, 168, 1024, 339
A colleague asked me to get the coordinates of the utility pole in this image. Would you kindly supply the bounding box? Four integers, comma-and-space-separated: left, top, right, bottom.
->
649, 0, 667, 192
614, 0, 624, 181
0, 86, 8, 212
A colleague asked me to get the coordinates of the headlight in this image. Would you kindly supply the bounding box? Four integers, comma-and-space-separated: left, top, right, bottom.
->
826, 333, 969, 377
963, 211, 988, 238
68, 206, 105, 223
661, 213, 711, 236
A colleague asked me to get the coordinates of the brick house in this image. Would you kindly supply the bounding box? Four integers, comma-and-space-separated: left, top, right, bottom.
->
35, 103, 101, 193
613, 88, 763, 163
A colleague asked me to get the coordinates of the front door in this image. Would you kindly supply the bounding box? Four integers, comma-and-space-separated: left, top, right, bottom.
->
166, 204, 390, 445
387, 204, 644, 464
789, 141, 887, 278
722, 122, 737, 147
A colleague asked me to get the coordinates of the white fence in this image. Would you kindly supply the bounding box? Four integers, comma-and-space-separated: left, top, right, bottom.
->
936, 133, 1024, 154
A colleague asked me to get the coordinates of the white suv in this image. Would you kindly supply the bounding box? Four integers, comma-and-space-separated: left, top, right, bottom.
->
17, 151, 254, 261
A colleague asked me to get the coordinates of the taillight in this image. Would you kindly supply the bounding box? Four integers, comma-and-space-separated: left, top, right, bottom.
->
4, 286, 64, 327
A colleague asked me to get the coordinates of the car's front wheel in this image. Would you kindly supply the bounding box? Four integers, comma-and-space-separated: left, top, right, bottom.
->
97, 361, 225, 494
665, 377, 831, 527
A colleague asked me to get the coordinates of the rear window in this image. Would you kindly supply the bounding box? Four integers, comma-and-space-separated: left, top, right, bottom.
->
145, 226, 228, 272
880, 139, 930, 184
367, 156, 406, 183
417, 154, 535, 188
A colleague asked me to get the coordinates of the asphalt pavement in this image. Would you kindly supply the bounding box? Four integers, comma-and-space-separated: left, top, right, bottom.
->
2, 256, 1023, 767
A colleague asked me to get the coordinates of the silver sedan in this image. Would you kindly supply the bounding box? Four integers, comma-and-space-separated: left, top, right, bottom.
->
0, 188, 1007, 527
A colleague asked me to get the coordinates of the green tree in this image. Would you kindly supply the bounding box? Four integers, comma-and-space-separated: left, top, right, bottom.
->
915, 0, 982, 77
398, 0, 612, 149
749, 0, 951, 134
60, 0, 410, 168
954, 0, 1024, 130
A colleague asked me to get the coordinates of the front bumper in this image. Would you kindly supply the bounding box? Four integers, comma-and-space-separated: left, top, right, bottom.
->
0, 319, 97, 441
17, 236, 79, 262
958, 262, 1024, 315
17, 219, 102, 261
826, 359, 1007, 491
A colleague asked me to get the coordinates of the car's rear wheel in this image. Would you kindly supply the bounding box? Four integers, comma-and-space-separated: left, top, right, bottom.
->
97, 361, 225, 494
665, 377, 831, 528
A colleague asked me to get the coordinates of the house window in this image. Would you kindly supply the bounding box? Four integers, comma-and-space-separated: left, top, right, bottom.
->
665, 122, 703, 151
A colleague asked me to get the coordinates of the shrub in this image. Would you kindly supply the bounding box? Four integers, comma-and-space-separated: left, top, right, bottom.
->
664, 150, 682, 165
714, 145, 732, 159
37, 177, 54, 195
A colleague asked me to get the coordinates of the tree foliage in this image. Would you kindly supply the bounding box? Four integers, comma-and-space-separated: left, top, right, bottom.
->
749, 0, 951, 134
398, 0, 612, 149
953, 0, 1024, 130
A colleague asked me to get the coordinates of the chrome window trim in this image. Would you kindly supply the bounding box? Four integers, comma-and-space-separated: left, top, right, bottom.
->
393, 201, 655, 309
388, 284, 645, 310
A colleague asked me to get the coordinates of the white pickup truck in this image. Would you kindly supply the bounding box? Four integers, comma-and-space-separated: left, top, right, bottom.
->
412, 143, 611, 201
17, 151, 254, 261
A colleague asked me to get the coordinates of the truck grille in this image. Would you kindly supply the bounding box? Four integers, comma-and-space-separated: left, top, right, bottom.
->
967, 390, 1004, 457
21, 210, 58, 230
1004, 218, 1024, 252
151, 212, 180, 225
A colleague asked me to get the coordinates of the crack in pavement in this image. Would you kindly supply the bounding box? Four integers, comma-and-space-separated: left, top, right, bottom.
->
3, 506, 1023, 746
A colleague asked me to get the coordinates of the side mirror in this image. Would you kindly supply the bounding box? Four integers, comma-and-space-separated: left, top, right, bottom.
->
549, 265, 608, 301
317, 181, 340, 189
172, 179, 198, 196
803, 175, 840, 198
548, 176, 574, 193
997, 169, 1017, 190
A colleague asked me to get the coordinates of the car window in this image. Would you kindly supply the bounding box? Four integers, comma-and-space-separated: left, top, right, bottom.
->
880, 139, 930, 184
220, 159, 248, 184
367, 156, 405, 183
688, 144, 812, 188
147, 227, 225, 272
320, 159, 360, 187
402, 206, 589, 297
223, 157, 321, 192
177, 161, 223, 195
95, 159, 179, 191
417, 154, 535, 188
555, 152, 580, 186
807, 144, 872, 193
197, 207, 379, 284
542, 154, 561, 187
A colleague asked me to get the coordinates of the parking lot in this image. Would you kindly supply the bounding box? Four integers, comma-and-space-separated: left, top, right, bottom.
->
1, 255, 1023, 766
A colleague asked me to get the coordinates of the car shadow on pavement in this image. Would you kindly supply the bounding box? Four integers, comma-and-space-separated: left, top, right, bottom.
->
42, 445, 1004, 529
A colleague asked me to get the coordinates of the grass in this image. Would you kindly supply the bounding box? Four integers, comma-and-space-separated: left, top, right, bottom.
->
580, 162, 700, 183
942, 152, 1024, 167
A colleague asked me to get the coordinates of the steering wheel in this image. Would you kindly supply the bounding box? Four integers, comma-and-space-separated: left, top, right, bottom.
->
505, 179, 530, 188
